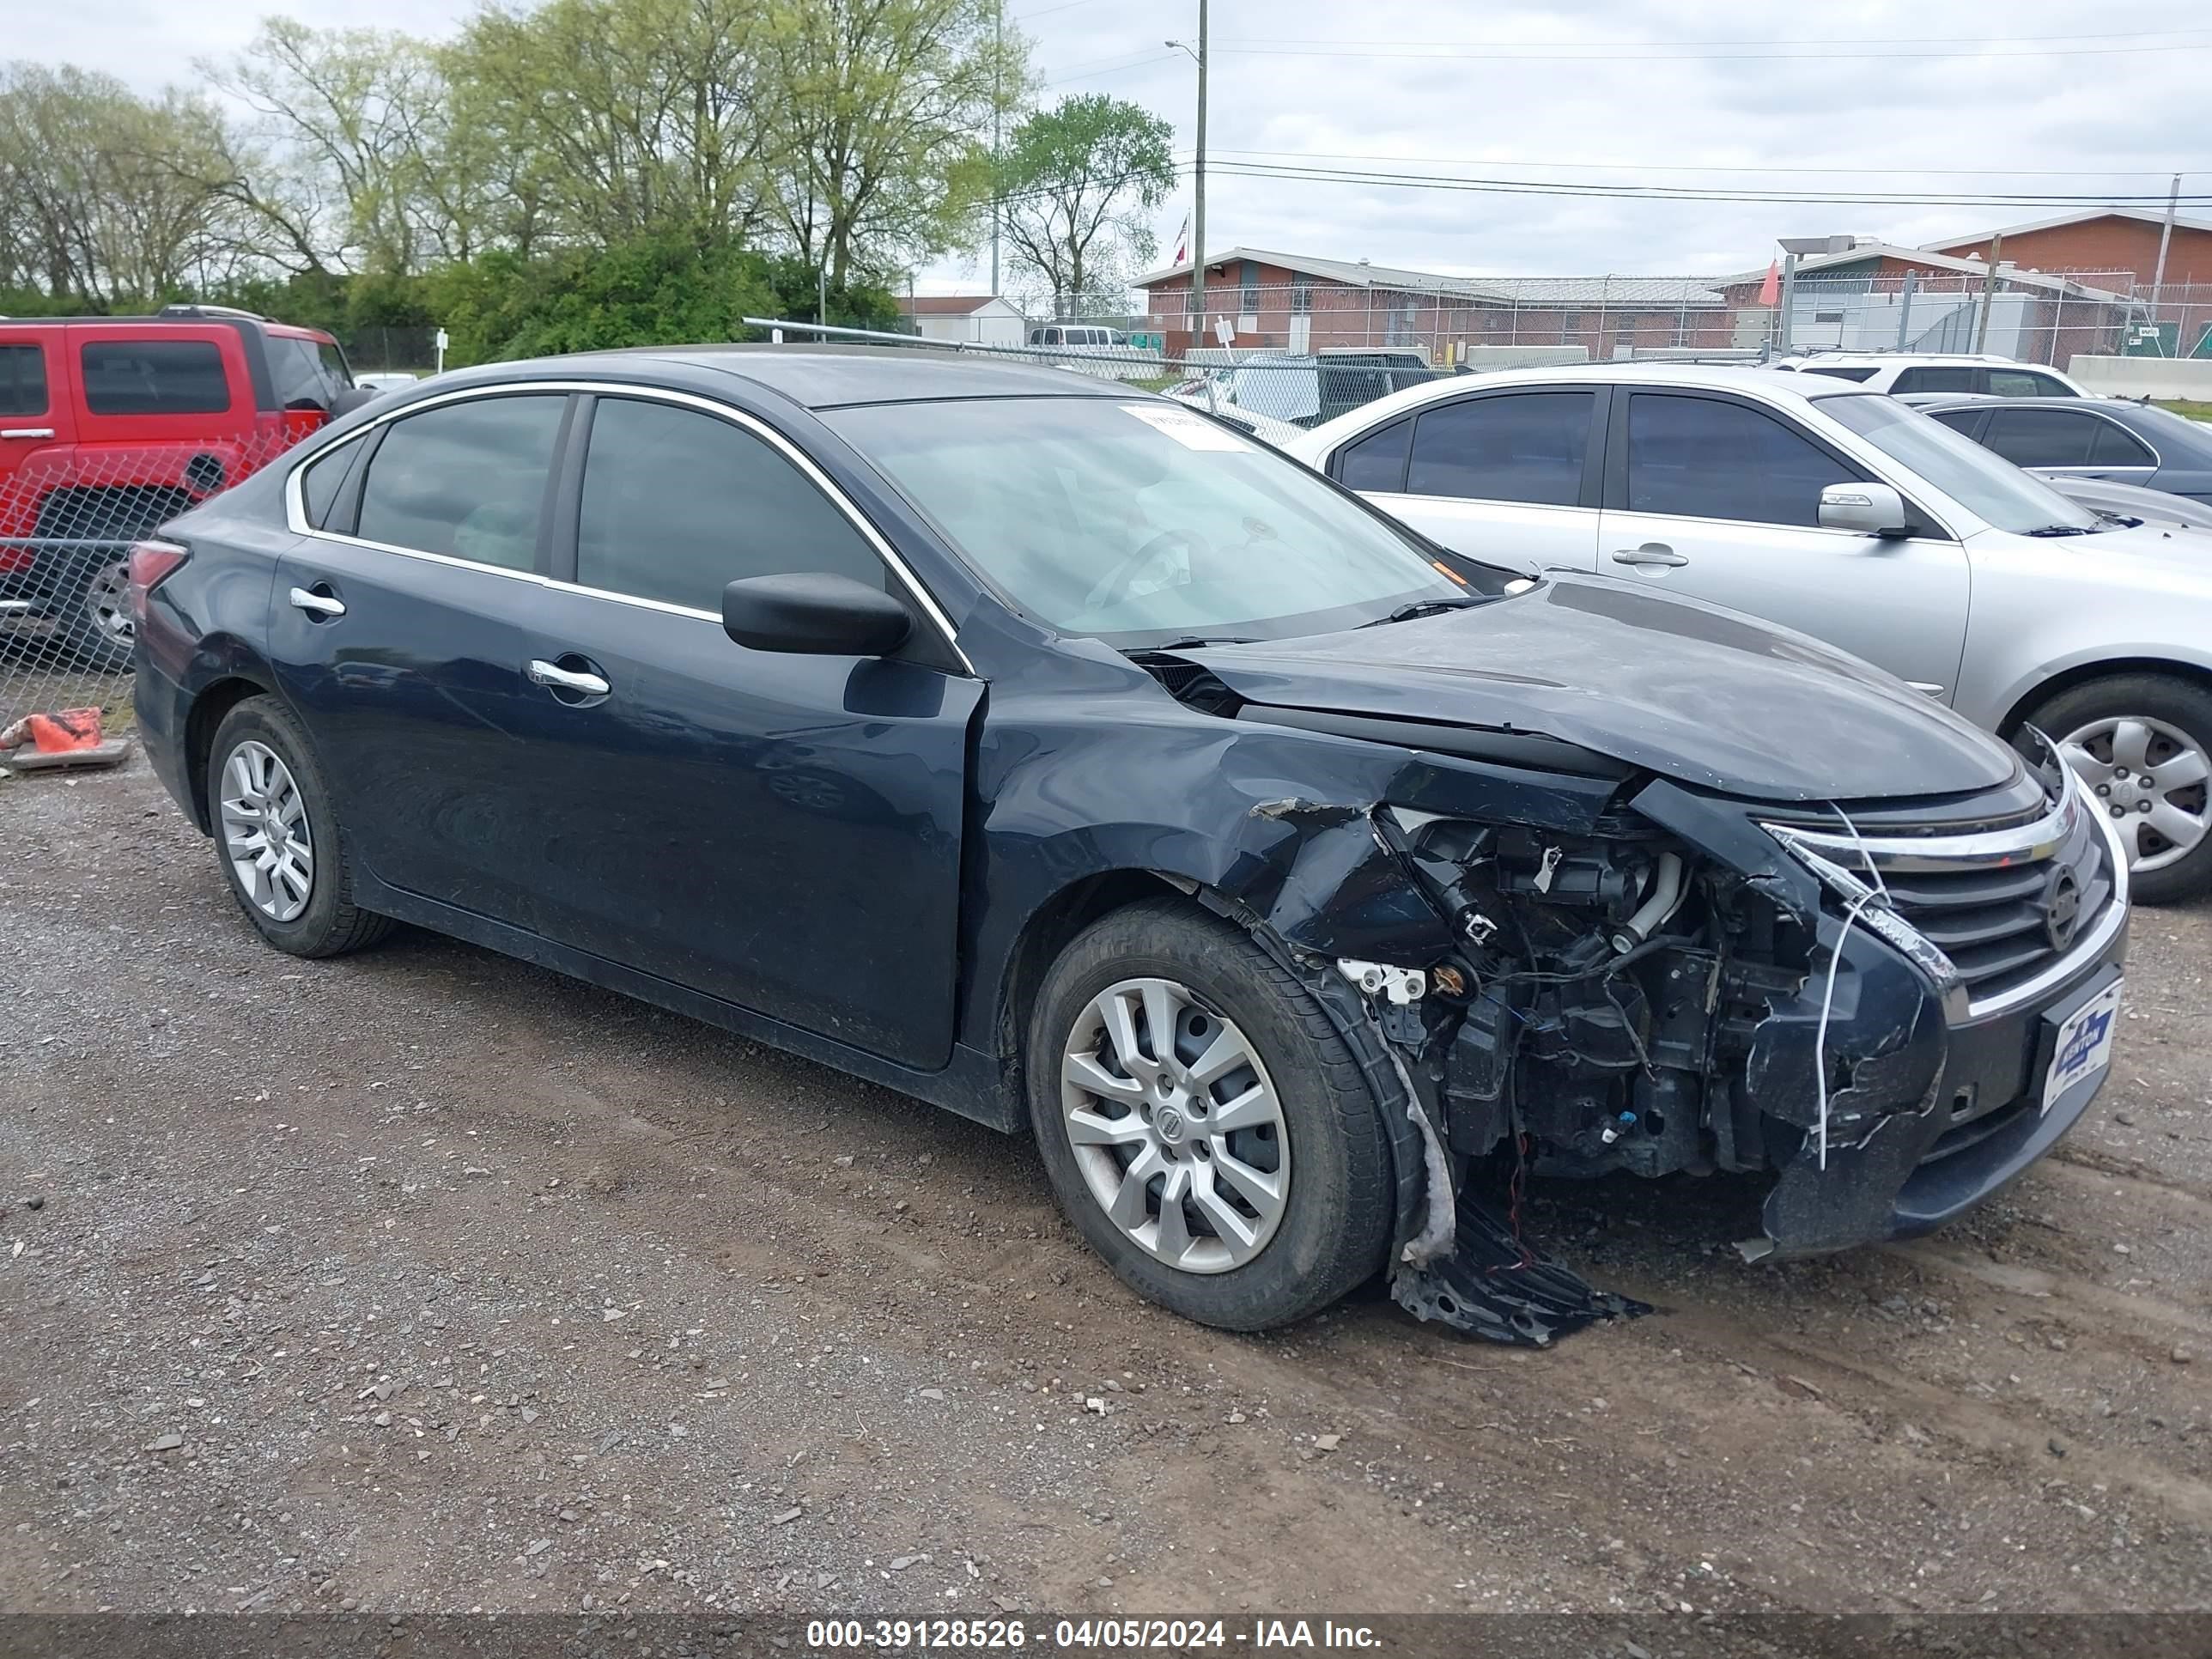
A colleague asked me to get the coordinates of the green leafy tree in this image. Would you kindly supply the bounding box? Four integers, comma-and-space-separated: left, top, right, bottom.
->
998, 94, 1174, 313
757, 0, 1027, 289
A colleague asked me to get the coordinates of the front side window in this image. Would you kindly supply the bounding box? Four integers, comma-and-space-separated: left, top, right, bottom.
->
1985, 368, 2072, 398
0, 344, 48, 416
1625, 393, 1857, 526
575, 398, 883, 612
1892, 366, 1977, 395
355, 394, 568, 569
1814, 392, 2100, 535
79, 340, 230, 415
1982, 409, 2098, 468
1407, 392, 1593, 507
1928, 409, 1983, 437
829, 396, 1482, 646
269, 336, 351, 410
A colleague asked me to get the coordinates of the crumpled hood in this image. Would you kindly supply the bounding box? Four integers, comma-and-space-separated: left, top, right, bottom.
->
1180, 574, 2020, 803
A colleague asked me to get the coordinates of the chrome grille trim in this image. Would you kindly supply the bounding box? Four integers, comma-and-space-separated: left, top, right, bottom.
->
1762, 768, 2129, 1023
1764, 788, 2081, 873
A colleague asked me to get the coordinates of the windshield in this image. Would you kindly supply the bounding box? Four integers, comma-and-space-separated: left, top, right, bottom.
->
830, 396, 1484, 646
1813, 392, 2103, 535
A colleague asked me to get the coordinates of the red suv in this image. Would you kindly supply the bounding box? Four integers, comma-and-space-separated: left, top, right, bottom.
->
0, 306, 366, 670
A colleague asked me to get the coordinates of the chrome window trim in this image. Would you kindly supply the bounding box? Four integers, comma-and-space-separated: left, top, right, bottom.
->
282, 378, 974, 674
1764, 768, 2130, 1023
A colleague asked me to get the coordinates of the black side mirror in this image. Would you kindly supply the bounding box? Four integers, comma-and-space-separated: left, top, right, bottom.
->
722, 573, 913, 657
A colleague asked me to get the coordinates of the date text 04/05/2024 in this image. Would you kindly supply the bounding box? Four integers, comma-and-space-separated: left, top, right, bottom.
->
803, 1618, 1382, 1650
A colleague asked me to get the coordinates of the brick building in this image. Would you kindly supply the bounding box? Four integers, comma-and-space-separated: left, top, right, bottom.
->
1924, 209, 2212, 292
1131, 247, 1731, 360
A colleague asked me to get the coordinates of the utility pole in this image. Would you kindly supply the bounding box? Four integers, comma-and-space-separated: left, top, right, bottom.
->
2152, 172, 2181, 303
1974, 233, 2003, 353
990, 0, 1002, 296
1168, 4, 1208, 341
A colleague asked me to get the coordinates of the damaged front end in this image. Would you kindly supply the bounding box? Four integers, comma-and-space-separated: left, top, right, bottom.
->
1208, 737, 2129, 1347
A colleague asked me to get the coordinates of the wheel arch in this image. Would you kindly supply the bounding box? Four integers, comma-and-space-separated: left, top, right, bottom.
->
2000, 655, 2212, 738
184, 673, 279, 833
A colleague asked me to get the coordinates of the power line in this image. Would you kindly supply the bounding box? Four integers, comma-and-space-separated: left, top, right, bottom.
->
1205, 148, 2209, 180
1215, 26, 2212, 50
1200, 158, 2212, 210
1039, 48, 1178, 87
1209, 40, 2212, 63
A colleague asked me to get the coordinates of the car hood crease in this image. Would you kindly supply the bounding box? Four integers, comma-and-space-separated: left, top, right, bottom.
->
1177, 574, 2017, 802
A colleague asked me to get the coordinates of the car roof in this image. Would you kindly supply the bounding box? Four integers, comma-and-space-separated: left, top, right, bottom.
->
478, 343, 1133, 410
1784, 353, 2042, 368
1300, 360, 1842, 433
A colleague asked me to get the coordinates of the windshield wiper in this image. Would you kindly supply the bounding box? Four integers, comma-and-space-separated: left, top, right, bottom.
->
1130, 635, 1257, 653
1357, 598, 1482, 628
2024, 524, 2095, 537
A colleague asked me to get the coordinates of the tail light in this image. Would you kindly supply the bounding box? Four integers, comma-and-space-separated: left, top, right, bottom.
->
126, 539, 190, 623
283, 406, 329, 443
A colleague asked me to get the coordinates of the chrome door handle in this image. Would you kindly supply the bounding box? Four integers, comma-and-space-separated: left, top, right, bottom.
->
1611, 544, 1689, 568
0, 428, 55, 440
288, 586, 346, 617
526, 659, 611, 697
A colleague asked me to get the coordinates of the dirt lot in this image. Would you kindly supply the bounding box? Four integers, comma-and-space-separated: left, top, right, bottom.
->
3, 759, 2209, 1620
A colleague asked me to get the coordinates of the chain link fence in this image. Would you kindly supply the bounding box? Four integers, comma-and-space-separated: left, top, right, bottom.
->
1133, 270, 2212, 374
1, 428, 297, 743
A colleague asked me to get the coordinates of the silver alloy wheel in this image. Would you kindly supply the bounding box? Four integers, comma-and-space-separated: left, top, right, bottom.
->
2060, 715, 2211, 873
219, 740, 315, 922
84, 559, 133, 647
1060, 976, 1290, 1274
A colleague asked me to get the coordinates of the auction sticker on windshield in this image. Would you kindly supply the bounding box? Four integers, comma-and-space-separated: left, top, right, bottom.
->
2045, 978, 2122, 1114
1121, 403, 1252, 451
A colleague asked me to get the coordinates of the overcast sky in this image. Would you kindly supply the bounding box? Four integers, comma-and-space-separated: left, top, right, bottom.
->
27, 0, 2212, 290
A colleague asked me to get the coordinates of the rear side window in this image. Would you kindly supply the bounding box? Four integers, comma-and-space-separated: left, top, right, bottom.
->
1625, 393, 1858, 526
1407, 392, 1594, 506
0, 345, 48, 416
1928, 410, 1983, 437
80, 340, 231, 415
575, 398, 884, 613
1981, 409, 2098, 468
298, 441, 365, 528
1891, 367, 1977, 395
1337, 419, 1411, 491
355, 394, 568, 569
1801, 366, 1878, 383
2091, 421, 2156, 467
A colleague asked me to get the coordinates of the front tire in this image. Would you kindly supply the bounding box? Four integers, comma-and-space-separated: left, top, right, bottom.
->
57, 552, 135, 672
205, 696, 394, 957
2021, 673, 2212, 905
1026, 898, 1392, 1330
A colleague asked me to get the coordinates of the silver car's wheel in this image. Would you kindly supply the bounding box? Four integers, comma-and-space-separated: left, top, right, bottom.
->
1060, 975, 1290, 1274
219, 739, 315, 922
2059, 715, 2211, 874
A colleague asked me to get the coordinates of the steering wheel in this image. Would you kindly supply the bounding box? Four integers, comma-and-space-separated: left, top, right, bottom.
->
1082, 529, 1202, 612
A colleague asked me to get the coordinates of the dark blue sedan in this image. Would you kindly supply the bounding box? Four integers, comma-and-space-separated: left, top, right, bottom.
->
129, 347, 2129, 1343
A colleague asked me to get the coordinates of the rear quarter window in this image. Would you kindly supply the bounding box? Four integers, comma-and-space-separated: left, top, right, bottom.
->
79, 340, 232, 416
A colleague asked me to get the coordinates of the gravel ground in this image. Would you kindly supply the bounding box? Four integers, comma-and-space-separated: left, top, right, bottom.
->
2, 759, 2209, 1620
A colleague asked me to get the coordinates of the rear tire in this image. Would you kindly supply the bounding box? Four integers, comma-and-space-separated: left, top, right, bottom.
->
56, 552, 136, 672
2020, 674, 2212, 906
1026, 897, 1392, 1330
205, 696, 395, 957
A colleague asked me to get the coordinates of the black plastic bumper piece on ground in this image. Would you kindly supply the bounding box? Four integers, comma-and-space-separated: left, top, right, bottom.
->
1391, 1187, 1650, 1346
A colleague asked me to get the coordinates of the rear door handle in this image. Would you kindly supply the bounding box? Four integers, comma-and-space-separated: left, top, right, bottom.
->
526, 658, 611, 698
0, 428, 55, 440
1611, 543, 1689, 568
288, 585, 346, 618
